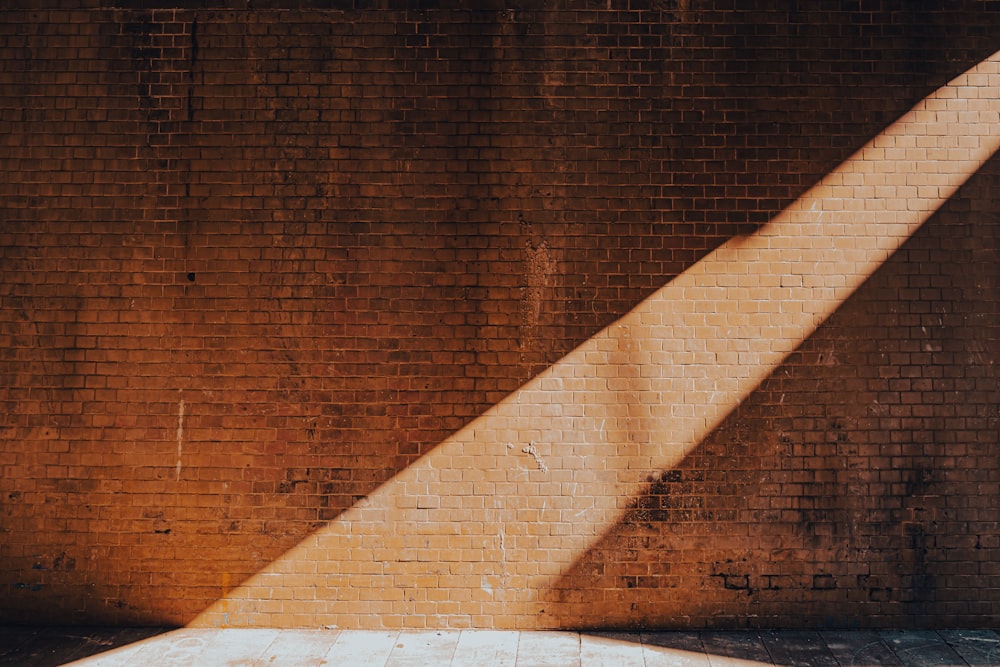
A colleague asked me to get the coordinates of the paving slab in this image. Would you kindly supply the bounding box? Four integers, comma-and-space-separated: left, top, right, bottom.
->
579, 632, 646, 667
0, 626, 34, 656
5, 626, 1000, 666
323, 629, 399, 666
256, 629, 342, 666
759, 629, 838, 667
185, 628, 280, 666
699, 631, 773, 666
3, 628, 90, 667
60, 632, 170, 667
450, 630, 518, 667
641, 631, 713, 667
938, 629, 1000, 667
821, 629, 904, 667
114, 629, 217, 667
385, 630, 461, 667
879, 630, 969, 667
514, 630, 582, 667
7, 627, 168, 667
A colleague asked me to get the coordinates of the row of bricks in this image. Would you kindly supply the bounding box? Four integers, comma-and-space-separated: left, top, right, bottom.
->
3, 5, 999, 628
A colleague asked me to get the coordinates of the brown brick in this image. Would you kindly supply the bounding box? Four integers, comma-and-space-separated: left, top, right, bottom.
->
1, 2, 999, 630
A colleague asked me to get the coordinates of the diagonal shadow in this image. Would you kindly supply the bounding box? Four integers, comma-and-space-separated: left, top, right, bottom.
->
546, 150, 1000, 629
4, 7, 1000, 628
190, 50, 1000, 628
9, 6, 980, 625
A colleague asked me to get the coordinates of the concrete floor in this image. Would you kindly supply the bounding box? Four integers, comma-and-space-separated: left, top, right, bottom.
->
1, 626, 999, 666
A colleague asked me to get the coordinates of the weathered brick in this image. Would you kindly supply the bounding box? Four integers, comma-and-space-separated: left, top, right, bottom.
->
0, 2, 999, 630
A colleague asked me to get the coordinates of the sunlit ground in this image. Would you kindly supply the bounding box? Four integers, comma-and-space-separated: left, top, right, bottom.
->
48, 627, 999, 666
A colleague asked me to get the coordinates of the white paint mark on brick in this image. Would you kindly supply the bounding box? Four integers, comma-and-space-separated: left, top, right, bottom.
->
175, 398, 185, 481
521, 442, 549, 472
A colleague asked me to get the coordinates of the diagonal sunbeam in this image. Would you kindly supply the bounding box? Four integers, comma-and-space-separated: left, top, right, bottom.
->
192, 52, 1000, 629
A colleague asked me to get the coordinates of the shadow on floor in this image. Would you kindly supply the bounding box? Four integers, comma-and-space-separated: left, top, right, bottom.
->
2, 626, 1000, 666
0, 626, 174, 667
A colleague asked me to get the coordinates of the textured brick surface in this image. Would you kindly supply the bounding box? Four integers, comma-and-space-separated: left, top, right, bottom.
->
0, 3, 998, 628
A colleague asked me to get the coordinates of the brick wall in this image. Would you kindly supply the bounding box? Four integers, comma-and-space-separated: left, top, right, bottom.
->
1, 2, 998, 628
